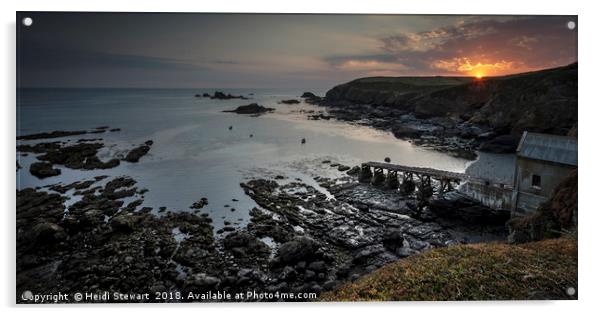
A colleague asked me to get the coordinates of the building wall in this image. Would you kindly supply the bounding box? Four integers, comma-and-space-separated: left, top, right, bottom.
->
458, 182, 513, 210
512, 157, 575, 215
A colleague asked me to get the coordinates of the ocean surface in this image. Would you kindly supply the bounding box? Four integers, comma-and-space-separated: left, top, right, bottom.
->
16, 88, 513, 229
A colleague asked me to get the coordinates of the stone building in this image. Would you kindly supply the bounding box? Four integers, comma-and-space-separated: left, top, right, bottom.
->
511, 132, 578, 215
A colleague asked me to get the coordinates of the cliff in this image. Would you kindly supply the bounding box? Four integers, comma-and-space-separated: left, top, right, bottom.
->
324, 63, 577, 137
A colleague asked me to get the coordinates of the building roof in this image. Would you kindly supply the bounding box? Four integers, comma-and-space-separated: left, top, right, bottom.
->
516, 132, 578, 166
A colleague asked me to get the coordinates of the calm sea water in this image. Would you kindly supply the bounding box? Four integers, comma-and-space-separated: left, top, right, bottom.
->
17, 88, 486, 228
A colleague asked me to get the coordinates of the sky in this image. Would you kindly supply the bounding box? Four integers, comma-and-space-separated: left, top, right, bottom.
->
17, 13, 577, 89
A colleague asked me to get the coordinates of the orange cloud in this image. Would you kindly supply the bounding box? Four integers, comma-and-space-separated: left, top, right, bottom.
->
431, 58, 516, 76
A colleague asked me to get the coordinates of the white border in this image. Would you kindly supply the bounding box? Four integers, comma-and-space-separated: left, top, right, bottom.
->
2, 0, 601, 315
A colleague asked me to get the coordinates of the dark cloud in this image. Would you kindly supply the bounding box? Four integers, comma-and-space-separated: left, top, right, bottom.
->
16, 13, 577, 87
325, 16, 577, 76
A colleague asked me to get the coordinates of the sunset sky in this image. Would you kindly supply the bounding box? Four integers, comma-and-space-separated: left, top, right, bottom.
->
17, 13, 577, 88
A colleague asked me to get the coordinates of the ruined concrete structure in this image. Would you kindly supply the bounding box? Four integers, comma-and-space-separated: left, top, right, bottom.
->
511, 132, 578, 216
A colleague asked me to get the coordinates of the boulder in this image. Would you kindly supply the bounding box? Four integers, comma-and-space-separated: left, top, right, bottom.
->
280, 99, 300, 104
277, 236, 319, 264
29, 162, 61, 179
124, 143, 152, 163
31, 222, 66, 244
391, 125, 422, 139
346, 166, 360, 176
110, 214, 136, 233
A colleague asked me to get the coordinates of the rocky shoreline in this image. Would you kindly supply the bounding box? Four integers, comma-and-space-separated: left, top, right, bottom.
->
298, 63, 577, 159
17, 128, 153, 179
17, 132, 508, 302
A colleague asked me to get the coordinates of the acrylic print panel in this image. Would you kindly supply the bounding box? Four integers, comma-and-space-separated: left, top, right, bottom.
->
16, 12, 577, 303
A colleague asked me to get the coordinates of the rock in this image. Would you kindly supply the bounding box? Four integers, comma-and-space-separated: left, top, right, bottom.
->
322, 280, 338, 291
396, 246, 418, 258
124, 142, 152, 163
111, 215, 136, 233
346, 166, 360, 176
301, 92, 323, 105
223, 231, 270, 256
24, 142, 120, 170
352, 245, 384, 264
295, 261, 307, 270
279, 266, 297, 281
391, 125, 422, 139
187, 273, 220, 289
80, 209, 104, 228
190, 197, 208, 209
337, 165, 350, 172
277, 236, 319, 264
280, 99, 300, 104
478, 134, 521, 153
17, 130, 88, 140
301, 92, 317, 98
31, 222, 66, 244
308, 261, 326, 272
304, 270, 316, 281
223, 103, 274, 115
382, 226, 404, 251
384, 157, 391, 163
208, 91, 248, 100
29, 162, 61, 178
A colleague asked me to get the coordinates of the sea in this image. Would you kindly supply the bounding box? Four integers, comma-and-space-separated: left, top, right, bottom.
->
16, 88, 515, 229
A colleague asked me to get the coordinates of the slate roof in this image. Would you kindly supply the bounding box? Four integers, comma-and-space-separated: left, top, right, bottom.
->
516, 132, 578, 166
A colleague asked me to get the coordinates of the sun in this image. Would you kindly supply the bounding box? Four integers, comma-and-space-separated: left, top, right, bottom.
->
475, 72, 484, 79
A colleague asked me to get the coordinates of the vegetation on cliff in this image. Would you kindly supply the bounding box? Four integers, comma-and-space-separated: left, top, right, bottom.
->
320, 237, 577, 301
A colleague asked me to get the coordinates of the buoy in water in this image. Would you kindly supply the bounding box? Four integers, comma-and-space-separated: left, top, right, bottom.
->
249, 134, 253, 138
301, 138, 306, 144
228, 126, 233, 130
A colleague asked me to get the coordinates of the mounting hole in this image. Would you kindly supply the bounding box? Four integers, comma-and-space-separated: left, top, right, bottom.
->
22, 17, 33, 27
567, 21, 576, 30
566, 286, 576, 296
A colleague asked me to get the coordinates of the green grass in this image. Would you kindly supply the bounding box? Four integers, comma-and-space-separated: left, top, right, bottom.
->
320, 238, 577, 301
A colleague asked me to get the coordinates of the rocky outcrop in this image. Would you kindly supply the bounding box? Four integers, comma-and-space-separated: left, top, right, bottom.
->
22, 142, 120, 170
301, 92, 323, 105
29, 162, 61, 178
279, 99, 300, 104
17, 130, 89, 140
202, 91, 249, 100
321, 63, 578, 156
124, 140, 153, 163
223, 103, 275, 115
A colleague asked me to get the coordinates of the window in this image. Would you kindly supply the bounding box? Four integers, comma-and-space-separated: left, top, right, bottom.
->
531, 174, 541, 189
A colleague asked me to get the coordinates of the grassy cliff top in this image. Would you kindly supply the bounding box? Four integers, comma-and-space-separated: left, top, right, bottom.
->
320, 238, 577, 301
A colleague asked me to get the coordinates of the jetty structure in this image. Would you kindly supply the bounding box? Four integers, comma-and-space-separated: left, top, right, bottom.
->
359, 132, 577, 217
